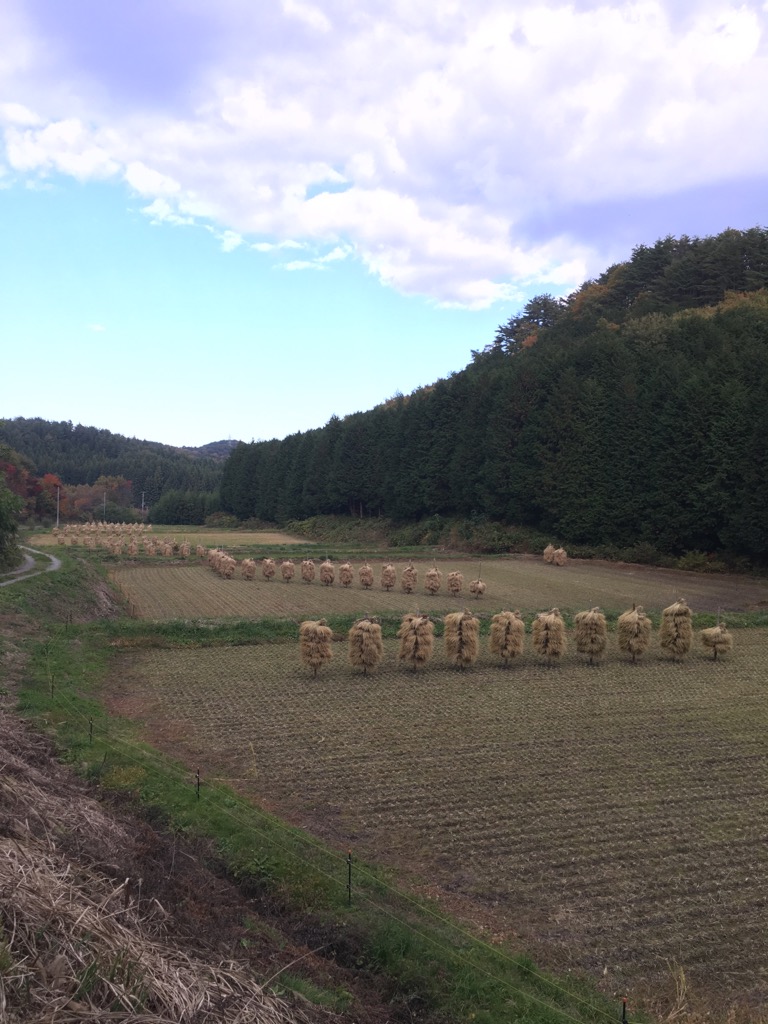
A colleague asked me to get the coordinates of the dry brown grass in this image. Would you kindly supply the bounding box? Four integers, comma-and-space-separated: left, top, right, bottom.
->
0, 716, 307, 1024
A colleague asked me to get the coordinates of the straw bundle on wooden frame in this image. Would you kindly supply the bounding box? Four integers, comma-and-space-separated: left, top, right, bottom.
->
381, 563, 396, 591
444, 610, 480, 669
401, 563, 418, 594
301, 558, 316, 583
262, 557, 276, 582
553, 547, 567, 566
339, 562, 354, 587
359, 563, 374, 589
280, 559, 295, 582
299, 619, 333, 678
397, 613, 434, 670
617, 604, 652, 662
543, 544, 555, 563
490, 610, 525, 665
447, 570, 463, 597
241, 557, 257, 580
320, 559, 335, 586
425, 566, 442, 595
348, 616, 384, 674
532, 608, 566, 662
574, 607, 607, 665
660, 598, 693, 661
469, 578, 486, 599
701, 623, 733, 660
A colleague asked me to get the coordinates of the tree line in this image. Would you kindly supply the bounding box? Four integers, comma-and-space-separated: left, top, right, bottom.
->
0, 419, 226, 508
220, 227, 768, 561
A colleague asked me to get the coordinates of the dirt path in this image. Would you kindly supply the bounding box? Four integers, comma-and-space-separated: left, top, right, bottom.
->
0, 546, 61, 587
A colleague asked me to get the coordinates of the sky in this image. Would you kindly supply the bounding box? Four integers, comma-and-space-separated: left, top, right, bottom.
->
2, 0, 767, 448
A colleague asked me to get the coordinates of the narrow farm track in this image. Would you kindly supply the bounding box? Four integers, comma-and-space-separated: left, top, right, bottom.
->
108, 632, 768, 1016
0, 546, 61, 587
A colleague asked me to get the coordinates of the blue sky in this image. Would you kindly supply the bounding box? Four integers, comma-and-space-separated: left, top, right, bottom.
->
2, 0, 767, 447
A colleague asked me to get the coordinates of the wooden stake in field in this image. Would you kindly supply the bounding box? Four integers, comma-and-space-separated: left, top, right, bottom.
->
660, 598, 693, 661
424, 566, 442, 595
532, 608, 566, 662
280, 559, 295, 582
359, 563, 374, 589
301, 558, 316, 583
447, 570, 463, 597
701, 623, 733, 660
339, 562, 354, 588
299, 619, 333, 678
489, 610, 525, 665
381, 563, 396, 591
444, 611, 480, 669
262, 557, 276, 582
320, 559, 335, 586
348, 617, 384, 675
401, 563, 418, 594
617, 604, 652, 662
574, 607, 608, 665
397, 613, 434, 671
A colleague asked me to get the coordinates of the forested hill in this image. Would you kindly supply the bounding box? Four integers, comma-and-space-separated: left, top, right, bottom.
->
0, 418, 226, 506
220, 227, 768, 560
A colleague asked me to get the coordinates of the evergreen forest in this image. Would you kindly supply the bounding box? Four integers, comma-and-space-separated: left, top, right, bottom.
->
220, 228, 768, 561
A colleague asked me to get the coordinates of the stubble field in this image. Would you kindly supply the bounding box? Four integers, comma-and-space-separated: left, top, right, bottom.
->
109, 555, 768, 620
103, 552, 768, 1016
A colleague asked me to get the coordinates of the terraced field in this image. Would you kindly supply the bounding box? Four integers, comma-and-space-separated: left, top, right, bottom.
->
108, 629, 768, 1015
110, 556, 768, 620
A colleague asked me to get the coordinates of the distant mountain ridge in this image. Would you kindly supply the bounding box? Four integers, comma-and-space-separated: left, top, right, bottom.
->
177, 439, 241, 461
0, 418, 239, 506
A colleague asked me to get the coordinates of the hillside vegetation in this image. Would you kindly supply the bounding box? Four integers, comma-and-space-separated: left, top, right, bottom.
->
0, 419, 231, 509
220, 228, 768, 562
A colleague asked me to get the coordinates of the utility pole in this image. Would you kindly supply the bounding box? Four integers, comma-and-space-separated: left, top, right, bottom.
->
141, 491, 145, 514
56, 486, 60, 528
103, 490, 107, 521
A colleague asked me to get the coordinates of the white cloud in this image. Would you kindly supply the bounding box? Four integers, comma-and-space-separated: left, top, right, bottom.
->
87, 323, 106, 332
141, 198, 194, 227
0, 102, 41, 127
281, 0, 331, 33
4, 118, 119, 180
124, 161, 180, 196
2, 0, 767, 305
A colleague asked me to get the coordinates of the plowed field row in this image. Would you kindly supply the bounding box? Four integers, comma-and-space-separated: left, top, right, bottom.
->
109, 558, 768, 620
109, 631, 768, 1013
